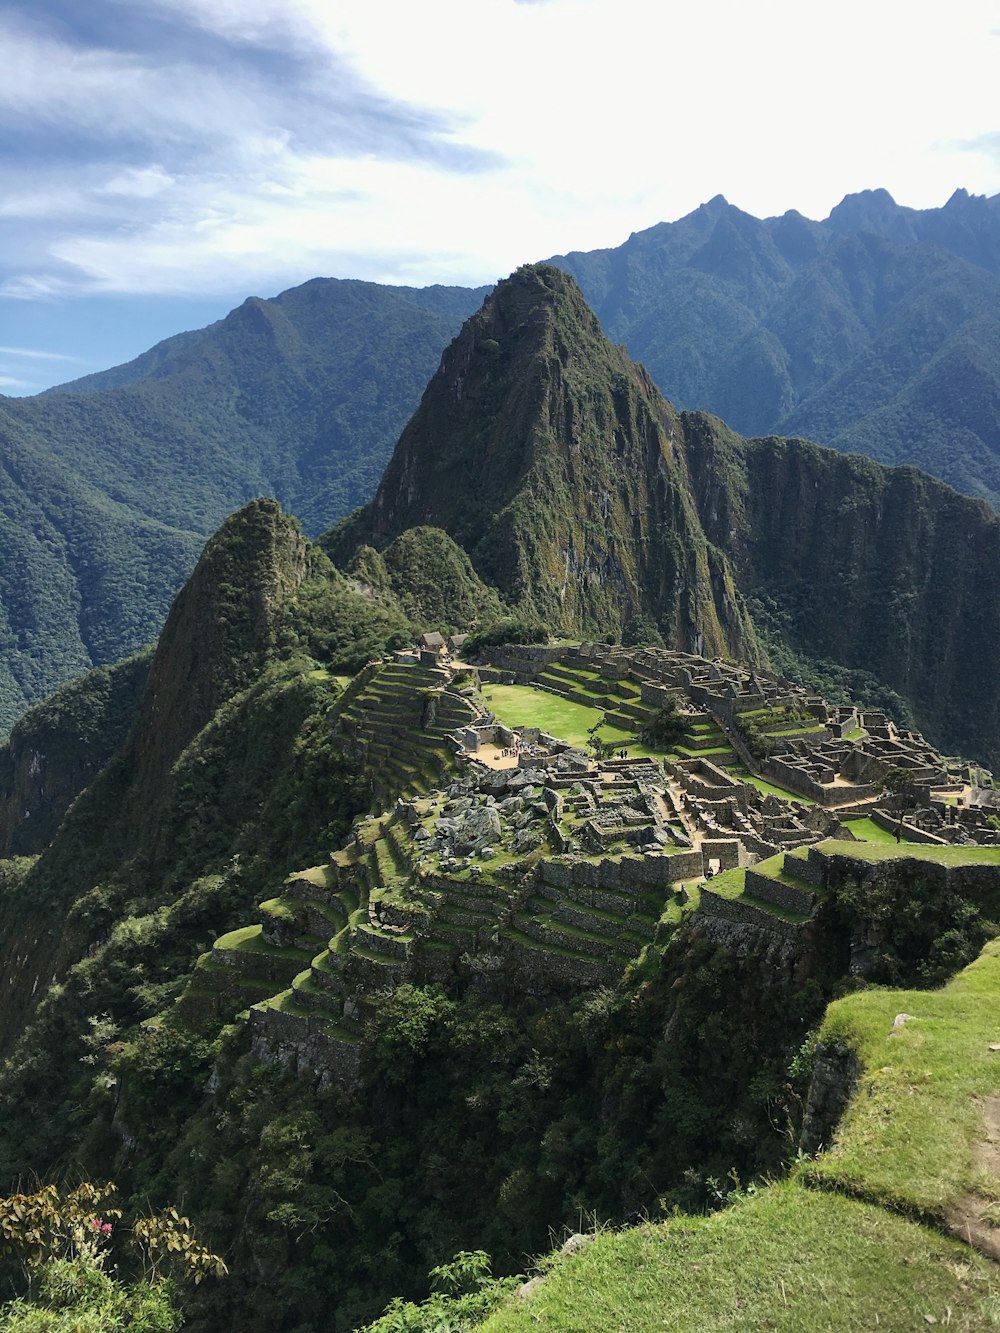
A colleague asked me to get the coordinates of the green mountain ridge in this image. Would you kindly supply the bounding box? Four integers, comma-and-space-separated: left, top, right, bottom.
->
0, 279, 485, 731
2, 188, 1000, 739
549, 188, 1000, 508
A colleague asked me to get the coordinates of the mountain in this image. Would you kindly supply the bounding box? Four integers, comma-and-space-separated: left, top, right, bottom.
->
333, 264, 1000, 767
548, 187, 1000, 507
329, 265, 756, 661
0, 279, 484, 732
2, 189, 1000, 741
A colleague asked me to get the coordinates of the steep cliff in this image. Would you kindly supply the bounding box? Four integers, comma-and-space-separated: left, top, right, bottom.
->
0, 651, 151, 857
685, 420, 1000, 762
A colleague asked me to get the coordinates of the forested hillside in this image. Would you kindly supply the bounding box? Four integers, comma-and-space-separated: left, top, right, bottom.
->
0, 280, 483, 731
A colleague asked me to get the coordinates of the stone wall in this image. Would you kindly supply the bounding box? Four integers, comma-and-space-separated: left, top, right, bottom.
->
695, 887, 803, 944
701, 837, 743, 870
538, 848, 704, 893
868, 809, 948, 845
248, 1006, 362, 1092
762, 754, 877, 807
744, 868, 815, 915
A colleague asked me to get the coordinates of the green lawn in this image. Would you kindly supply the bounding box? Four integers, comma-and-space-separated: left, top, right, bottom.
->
486, 683, 663, 757
478, 1180, 1000, 1332
843, 816, 904, 844
814, 839, 1000, 866
738, 772, 814, 804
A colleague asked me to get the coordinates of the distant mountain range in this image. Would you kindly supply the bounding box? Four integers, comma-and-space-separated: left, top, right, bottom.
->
0, 280, 484, 728
1, 186, 999, 730
551, 188, 1000, 505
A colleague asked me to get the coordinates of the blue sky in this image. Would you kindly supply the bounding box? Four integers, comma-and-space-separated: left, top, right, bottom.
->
1, 0, 999, 394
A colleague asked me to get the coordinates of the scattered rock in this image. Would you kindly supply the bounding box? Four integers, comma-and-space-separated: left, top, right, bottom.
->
517, 1276, 545, 1301
560, 1233, 593, 1257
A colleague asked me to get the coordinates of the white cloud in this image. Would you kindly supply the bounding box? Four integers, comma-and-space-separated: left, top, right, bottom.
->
0, 345, 78, 360
98, 167, 175, 198
1, 0, 999, 308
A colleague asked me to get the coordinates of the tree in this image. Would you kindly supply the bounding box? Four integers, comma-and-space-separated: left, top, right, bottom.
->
881, 766, 916, 842
0, 1182, 227, 1332
640, 699, 688, 751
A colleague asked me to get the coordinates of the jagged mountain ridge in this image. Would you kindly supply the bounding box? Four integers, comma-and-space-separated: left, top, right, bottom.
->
549, 187, 1000, 506
332, 264, 1000, 766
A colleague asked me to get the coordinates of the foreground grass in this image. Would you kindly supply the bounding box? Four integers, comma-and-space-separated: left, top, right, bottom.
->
473, 940, 1000, 1332
479, 1180, 1000, 1332
803, 938, 1000, 1214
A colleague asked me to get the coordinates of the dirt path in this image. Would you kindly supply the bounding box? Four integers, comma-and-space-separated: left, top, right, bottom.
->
945, 1096, 1000, 1260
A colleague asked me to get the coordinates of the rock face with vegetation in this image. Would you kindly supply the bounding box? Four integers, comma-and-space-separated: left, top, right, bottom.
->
329, 265, 755, 660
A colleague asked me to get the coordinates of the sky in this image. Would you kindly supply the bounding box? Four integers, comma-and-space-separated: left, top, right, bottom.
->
1, 0, 999, 394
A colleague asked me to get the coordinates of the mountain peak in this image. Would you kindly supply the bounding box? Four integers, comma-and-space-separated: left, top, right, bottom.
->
825, 187, 901, 232
329, 274, 752, 656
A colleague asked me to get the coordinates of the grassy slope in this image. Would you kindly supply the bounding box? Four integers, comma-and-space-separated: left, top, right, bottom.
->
476, 940, 1000, 1331
480, 1182, 999, 1332
806, 938, 1000, 1214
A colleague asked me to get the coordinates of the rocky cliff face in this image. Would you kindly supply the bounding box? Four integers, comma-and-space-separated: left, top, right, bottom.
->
331, 265, 755, 658
685, 422, 1000, 762
0, 653, 150, 857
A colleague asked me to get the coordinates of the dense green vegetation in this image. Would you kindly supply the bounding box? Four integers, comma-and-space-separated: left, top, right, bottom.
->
0, 281, 483, 732
0, 482, 995, 1329
3, 224, 1000, 1329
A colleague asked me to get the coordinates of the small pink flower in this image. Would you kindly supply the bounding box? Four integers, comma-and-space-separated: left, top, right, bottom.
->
101, 1222, 112, 1235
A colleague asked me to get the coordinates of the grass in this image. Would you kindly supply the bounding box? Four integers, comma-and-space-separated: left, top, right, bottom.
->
814, 839, 1000, 866
803, 938, 1000, 1215
477, 942, 1000, 1330
486, 684, 610, 748
487, 683, 657, 754
843, 816, 906, 845
478, 1180, 1000, 1331
213, 924, 314, 961
737, 771, 814, 804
